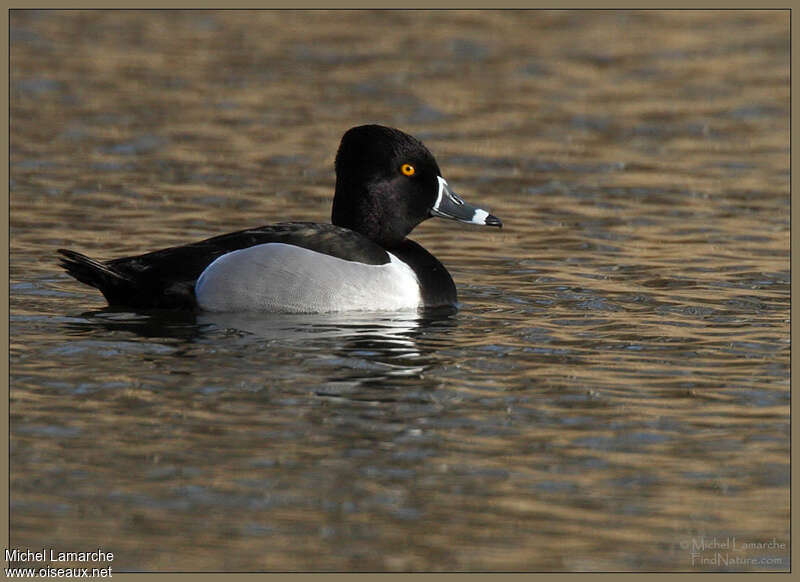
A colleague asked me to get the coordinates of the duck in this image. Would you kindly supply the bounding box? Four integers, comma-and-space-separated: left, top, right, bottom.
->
57, 124, 502, 313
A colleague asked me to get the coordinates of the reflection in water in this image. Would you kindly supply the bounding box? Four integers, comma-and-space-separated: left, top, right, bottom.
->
62, 305, 460, 393
63, 308, 206, 340
199, 308, 433, 343
201, 309, 459, 392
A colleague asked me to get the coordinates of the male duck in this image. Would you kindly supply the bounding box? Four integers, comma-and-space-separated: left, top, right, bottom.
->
58, 124, 502, 312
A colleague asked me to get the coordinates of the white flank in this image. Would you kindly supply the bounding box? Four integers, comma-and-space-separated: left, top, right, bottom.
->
195, 243, 422, 313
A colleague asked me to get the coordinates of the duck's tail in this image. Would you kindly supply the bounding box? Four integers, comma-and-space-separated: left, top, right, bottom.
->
57, 249, 131, 304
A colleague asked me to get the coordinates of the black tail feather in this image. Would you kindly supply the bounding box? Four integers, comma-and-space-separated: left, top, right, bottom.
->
57, 248, 132, 303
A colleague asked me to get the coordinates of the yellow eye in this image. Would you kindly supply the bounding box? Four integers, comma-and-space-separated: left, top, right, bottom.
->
401, 164, 415, 177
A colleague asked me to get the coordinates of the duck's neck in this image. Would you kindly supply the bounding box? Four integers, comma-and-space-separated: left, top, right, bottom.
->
331, 180, 420, 248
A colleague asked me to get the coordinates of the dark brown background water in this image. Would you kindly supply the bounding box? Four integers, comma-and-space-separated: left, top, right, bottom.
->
10, 10, 789, 571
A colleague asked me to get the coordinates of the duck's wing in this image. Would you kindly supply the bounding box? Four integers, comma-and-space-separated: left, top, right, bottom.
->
57, 222, 389, 309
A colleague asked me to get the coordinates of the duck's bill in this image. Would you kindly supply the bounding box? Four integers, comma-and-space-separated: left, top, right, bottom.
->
430, 177, 502, 228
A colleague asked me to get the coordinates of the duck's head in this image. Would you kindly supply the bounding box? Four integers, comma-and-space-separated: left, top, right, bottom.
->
331, 124, 502, 247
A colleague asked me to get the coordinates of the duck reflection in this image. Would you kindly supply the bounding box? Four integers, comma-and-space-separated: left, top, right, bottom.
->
200, 308, 458, 390
62, 305, 458, 393
198, 309, 429, 344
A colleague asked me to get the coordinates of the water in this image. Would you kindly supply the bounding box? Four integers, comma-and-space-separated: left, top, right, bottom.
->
10, 10, 789, 572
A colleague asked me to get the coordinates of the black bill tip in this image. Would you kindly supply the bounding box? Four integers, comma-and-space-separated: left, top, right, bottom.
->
485, 214, 503, 228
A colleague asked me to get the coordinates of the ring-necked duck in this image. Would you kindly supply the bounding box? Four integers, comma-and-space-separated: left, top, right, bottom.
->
58, 124, 502, 312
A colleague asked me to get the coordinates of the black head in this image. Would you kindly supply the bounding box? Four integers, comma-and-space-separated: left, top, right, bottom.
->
331, 124, 501, 248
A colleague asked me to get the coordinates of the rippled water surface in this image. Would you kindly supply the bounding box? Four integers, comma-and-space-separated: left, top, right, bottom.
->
10, 10, 789, 572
